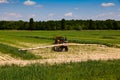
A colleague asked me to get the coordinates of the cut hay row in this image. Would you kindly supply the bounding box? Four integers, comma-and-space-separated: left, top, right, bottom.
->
0, 53, 17, 61
0, 44, 120, 66
0, 53, 120, 66
18, 43, 100, 51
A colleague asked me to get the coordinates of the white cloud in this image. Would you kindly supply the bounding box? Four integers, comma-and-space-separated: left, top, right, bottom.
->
98, 12, 113, 17
29, 14, 36, 18
45, 13, 55, 20
91, 12, 120, 20
35, 5, 43, 8
0, 0, 20, 4
64, 12, 73, 17
118, 8, 120, 11
9, 0, 19, 4
5, 12, 22, 18
74, 8, 79, 10
101, 3, 115, 7
2, 12, 22, 20
0, 0, 8, 3
48, 13, 54, 17
24, 0, 36, 6
118, 14, 120, 17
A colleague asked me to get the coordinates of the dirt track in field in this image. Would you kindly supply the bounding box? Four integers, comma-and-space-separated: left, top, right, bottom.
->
0, 44, 120, 66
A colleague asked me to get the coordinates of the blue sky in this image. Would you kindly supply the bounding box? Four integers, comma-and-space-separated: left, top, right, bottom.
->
0, 0, 120, 21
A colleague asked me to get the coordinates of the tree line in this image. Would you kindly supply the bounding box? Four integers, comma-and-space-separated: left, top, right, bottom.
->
0, 18, 120, 30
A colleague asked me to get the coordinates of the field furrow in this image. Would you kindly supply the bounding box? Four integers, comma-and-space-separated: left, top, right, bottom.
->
0, 53, 17, 61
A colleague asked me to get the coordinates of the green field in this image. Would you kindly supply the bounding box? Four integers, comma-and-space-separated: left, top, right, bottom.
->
0, 30, 120, 46
0, 60, 120, 80
0, 30, 120, 59
0, 30, 120, 80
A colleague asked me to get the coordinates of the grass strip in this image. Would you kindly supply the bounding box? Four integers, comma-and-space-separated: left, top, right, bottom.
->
22, 35, 120, 48
69, 39, 120, 48
0, 43, 41, 60
0, 60, 120, 80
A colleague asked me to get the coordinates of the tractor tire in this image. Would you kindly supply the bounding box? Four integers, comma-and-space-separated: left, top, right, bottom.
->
52, 46, 68, 52
52, 46, 62, 52
64, 46, 68, 52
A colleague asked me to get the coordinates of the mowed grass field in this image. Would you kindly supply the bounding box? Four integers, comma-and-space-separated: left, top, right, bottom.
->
0, 30, 120, 46
0, 30, 120, 80
0, 30, 120, 59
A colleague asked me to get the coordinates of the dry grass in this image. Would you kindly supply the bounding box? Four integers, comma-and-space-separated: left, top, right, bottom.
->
0, 52, 18, 61
0, 43, 120, 66
31, 44, 109, 59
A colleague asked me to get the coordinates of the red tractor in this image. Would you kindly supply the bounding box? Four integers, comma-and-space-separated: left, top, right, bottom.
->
19, 36, 69, 52
52, 36, 68, 52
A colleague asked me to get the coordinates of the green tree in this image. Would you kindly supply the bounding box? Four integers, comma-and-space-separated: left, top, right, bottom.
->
61, 18, 66, 30
105, 19, 114, 30
113, 21, 119, 30
88, 19, 96, 30
29, 18, 34, 30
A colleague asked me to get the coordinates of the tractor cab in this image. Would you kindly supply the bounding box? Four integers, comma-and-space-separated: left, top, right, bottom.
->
52, 36, 68, 52
54, 36, 67, 44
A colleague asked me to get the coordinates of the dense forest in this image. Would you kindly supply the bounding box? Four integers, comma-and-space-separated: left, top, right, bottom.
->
0, 18, 120, 30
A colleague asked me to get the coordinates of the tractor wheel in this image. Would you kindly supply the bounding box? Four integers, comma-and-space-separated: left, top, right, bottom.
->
52, 46, 63, 52
64, 46, 68, 52
52, 46, 68, 52
52, 46, 62, 52
59, 46, 68, 52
